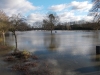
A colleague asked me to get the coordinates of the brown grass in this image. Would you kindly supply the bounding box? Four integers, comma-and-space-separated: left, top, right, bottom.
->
0, 45, 13, 51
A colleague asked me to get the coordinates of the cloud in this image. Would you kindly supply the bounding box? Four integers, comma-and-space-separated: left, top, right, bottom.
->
83, 16, 93, 22
26, 1, 93, 25
49, 1, 92, 12
0, 0, 41, 16
71, 1, 92, 12
0, 0, 93, 25
49, 4, 68, 11
59, 11, 82, 22
26, 13, 45, 25
48, 1, 93, 23
59, 12, 93, 23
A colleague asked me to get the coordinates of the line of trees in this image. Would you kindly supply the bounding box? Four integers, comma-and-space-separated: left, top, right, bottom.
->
41, 13, 100, 31
42, 21, 100, 30
41, 0, 100, 31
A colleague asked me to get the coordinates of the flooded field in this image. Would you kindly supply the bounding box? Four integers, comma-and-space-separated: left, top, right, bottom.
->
0, 30, 100, 75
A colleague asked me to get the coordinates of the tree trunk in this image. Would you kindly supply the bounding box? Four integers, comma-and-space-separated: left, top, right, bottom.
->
51, 30, 52, 34
13, 31, 18, 52
51, 25, 52, 34
2, 31, 6, 45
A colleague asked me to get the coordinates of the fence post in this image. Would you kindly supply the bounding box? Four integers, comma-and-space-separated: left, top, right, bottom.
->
96, 46, 100, 54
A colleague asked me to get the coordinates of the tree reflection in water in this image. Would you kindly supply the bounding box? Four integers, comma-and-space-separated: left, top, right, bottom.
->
44, 33, 60, 51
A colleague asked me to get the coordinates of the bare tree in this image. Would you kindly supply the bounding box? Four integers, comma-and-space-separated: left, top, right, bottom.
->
42, 19, 48, 30
89, 0, 100, 30
0, 10, 9, 45
43, 13, 59, 34
49, 14, 55, 33
90, 0, 100, 22
9, 14, 25, 52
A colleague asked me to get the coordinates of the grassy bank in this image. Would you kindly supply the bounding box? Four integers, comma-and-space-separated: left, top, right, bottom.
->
0, 45, 13, 50
0, 37, 13, 56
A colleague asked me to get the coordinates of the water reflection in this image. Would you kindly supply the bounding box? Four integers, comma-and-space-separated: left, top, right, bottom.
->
75, 65, 100, 73
91, 54, 100, 62
44, 33, 60, 51
95, 55, 100, 61
4, 30, 100, 75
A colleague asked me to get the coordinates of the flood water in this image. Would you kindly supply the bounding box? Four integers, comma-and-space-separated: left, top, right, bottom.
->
1, 30, 100, 75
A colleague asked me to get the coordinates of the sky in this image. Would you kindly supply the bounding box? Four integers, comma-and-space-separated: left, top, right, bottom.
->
0, 0, 93, 26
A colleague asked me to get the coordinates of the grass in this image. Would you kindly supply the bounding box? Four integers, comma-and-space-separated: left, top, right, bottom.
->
0, 37, 53, 75
0, 45, 13, 51
0, 37, 13, 51
3, 51, 52, 75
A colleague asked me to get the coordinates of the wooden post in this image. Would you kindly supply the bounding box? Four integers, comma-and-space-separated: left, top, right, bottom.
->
96, 46, 100, 54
